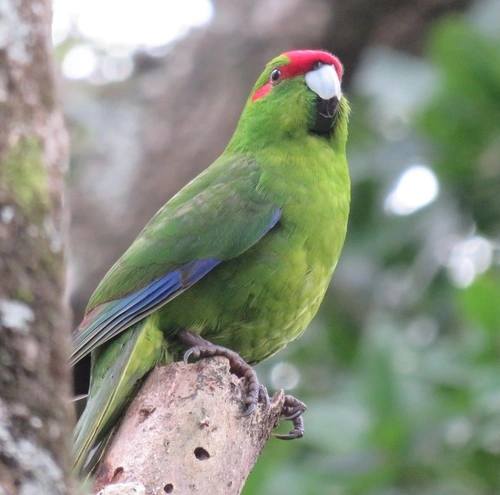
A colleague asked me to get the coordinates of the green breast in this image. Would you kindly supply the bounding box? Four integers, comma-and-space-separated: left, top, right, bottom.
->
160, 137, 350, 364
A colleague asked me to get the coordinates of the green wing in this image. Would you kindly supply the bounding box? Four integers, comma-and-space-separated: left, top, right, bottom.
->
71, 155, 281, 365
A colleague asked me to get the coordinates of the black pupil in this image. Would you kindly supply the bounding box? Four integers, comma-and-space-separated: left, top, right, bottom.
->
271, 69, 281, 82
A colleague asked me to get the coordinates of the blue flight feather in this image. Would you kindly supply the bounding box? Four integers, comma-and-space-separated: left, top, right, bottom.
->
70, 258, 220, 366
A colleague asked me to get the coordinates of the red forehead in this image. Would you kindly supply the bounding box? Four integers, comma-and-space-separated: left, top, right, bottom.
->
281, 50, 343, 81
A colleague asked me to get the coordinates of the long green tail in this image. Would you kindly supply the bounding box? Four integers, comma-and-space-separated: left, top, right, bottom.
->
73, 315, 166, 474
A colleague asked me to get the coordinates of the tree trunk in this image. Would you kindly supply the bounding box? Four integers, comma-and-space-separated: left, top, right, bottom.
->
0, 0, 73, 493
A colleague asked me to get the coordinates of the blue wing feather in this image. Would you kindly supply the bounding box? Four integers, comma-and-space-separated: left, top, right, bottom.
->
70, 258, 221, 366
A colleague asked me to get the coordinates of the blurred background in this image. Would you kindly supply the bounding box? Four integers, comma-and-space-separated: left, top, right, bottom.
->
56, 0, 500, 493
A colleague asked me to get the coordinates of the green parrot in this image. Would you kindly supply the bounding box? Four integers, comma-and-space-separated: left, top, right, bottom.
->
71, 49, 350, 474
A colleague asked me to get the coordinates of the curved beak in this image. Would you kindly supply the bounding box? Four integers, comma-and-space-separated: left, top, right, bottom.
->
305, 64, 341, 100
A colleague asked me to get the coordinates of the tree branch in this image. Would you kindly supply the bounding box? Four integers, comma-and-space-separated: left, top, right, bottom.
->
94, 357, 285, 495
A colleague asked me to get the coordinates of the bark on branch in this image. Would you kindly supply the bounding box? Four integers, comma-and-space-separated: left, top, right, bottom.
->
94, 357, 285, 495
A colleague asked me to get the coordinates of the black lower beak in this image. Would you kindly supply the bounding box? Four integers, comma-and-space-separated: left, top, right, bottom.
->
309, 96, 339, 137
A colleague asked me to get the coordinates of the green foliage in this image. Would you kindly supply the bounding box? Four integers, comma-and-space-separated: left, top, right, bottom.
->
421, 16, 500, 234
244, 8, 500, 495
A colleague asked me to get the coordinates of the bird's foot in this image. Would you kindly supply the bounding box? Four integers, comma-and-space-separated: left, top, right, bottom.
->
178, 329, 306, 439
179, 329, 269, 416
274, 395, 306, 440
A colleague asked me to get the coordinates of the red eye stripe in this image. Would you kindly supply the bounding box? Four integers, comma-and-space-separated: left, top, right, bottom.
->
252, 83, 272, 102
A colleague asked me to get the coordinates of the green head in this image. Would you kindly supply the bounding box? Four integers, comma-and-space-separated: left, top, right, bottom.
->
227, 50, 349, 152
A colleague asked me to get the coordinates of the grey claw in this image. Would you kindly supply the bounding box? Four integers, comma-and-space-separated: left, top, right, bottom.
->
273, 414, 304, 440
274, 395, 306, 440
241, 402, 256, 417
281, 408, 303, 421
183, 348, 194, 364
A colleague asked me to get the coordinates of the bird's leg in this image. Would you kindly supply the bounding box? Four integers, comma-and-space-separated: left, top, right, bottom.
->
178, 329, 269, 416
274, 395, 306, 440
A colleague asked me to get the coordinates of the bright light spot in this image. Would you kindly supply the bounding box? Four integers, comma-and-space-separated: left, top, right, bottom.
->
270, 362, 300, 390
61, 45, 98, 79
447, 235, 493, 288
385, 164, 439, 216
0, 299, 34, 334
1, 206, 15, 224
52, 0, 75, 45
53, 0, 213, 50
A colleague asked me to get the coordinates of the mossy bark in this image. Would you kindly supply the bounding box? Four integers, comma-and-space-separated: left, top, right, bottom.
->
0, 0, 74, 494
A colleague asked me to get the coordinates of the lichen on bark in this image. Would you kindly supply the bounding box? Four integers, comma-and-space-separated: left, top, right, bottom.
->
1, 138, 50, 219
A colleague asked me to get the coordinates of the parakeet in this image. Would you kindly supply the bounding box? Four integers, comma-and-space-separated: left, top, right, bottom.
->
71, 49, 350, 474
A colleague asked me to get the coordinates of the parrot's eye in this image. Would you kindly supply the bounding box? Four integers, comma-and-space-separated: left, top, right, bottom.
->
270, 68, 281, 84
312, 61, 323, 70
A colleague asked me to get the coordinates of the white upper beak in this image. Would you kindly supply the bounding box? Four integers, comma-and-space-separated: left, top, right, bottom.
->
305, 64, 341, 100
